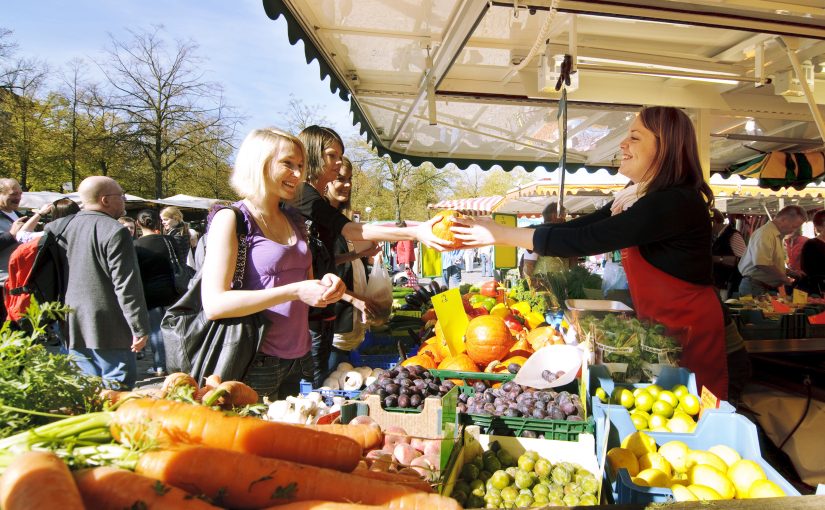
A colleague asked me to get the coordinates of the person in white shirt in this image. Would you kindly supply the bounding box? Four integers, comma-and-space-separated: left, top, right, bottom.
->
738, 205, 807, 296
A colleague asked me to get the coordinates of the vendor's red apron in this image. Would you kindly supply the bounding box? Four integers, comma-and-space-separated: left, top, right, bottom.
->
622, 246, 728, 399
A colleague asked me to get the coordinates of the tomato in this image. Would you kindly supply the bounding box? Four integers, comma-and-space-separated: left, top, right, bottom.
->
503, 315, 524, 332
479, 280, 499, 297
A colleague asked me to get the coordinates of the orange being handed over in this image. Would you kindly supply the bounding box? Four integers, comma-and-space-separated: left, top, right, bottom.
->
464, 315, 515, 366
431, 210, 467, 249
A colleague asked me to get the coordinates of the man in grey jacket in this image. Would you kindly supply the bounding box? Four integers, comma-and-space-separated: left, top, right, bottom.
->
47, 176, 150, 389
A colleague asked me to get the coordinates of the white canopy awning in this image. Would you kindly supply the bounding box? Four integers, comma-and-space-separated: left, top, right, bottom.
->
428, 195, 503, 216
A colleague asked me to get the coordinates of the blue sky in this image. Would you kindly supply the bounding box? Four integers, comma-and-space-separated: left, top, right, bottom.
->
4, 0, 358, 139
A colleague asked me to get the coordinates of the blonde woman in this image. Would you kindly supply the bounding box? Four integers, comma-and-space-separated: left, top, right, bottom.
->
160, 206, 191, 265
201, 127, 346, 399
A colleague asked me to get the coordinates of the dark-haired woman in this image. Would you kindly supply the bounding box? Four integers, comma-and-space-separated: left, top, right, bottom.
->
454, 107, 728, 399
293, 125, 450, 386
134, 209, 178, 376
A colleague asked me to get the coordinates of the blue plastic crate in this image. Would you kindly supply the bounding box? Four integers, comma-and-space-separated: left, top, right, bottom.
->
597, 411, 800, 504
350, 331, 419, 368
298, 379, 361, 404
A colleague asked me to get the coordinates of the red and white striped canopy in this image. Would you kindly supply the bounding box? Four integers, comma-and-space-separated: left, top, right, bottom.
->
428, 195, 502, 216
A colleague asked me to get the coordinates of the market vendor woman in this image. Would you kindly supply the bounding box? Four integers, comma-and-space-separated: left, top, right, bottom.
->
453, 106, 728, 399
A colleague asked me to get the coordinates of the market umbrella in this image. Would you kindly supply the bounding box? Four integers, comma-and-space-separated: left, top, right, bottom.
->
727, 151, 824, 191
19, 191, 68, 209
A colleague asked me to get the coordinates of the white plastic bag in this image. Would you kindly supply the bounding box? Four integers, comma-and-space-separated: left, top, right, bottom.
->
364, 253, 393, 326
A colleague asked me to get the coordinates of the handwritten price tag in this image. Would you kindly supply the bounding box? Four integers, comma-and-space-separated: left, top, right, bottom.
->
699, 385, 720, 419
793, 288, 808, 305
431, 288, 469, 357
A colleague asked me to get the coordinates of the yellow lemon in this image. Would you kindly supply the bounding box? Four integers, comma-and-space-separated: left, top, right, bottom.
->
648, 414, 670, 430
657, 390, 679, 408
658, 440, 690, 473
630, 412, 649, 431
631, 476, 648, 487
671, 484, 698, 501
671, 472, 690, 486
667, 413, 696, 434
638, 452, 673, 477
678, 394, 701, 416
611, 388, 635, 409
633, 387, 650, 398
686, 450, 728, 473
646, 384, 663, 399
688, 464, 735, 500
634, 391, 655, 413
686, 484, 723, 501
652, 400, 674, 419
727, 459, 767, 499
708, 444, 742, 468
595, 387, 608, 403
636, 468, 671, 488
671, 384, 690, 400
606, 447, 640, 478
746, 479, 785, 498
621, 431, 658, 459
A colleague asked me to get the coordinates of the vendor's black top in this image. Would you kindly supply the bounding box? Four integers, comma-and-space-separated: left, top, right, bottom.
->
532, 186, 713, 285
134, 234, 178, 309
292, 184, 351, 319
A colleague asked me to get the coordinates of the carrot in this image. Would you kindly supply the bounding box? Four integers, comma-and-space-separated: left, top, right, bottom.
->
194, 374, 223, 401
299, 423, 383, 451
258, 493, 461, 510
161, 372, 198, 397
74, 466, 222, 509
350, 465, 433, 493
100, 388, 138, 405
385, 492, 462, 510
111, 398, 361, 472
0, 451, 84, 510
135, 445, 421, 509
202, 380, 259, 408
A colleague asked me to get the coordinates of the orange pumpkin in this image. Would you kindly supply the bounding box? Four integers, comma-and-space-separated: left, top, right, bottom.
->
401, 353, 436, 369
417, 343, 443, 363
526, 325, 555, 350
464, 315, 515, 366
438, 354, 479, 372
438, 354, 480, 385
431, 210, 467, 249
508, 338, 534, 358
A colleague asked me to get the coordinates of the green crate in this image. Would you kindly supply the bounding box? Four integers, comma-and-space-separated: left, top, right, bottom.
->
429, 369, 515, 383
457, 385, 594, 441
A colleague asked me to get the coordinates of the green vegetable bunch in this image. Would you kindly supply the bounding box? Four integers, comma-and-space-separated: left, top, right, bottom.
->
534, 266, 602, 309
508, 279, 550, 315
0, 300, 105, 439
579, 314, 679, 382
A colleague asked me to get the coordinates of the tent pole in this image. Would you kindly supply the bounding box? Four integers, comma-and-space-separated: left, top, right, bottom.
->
779, 37, 825, 145
557, 88, 568, 216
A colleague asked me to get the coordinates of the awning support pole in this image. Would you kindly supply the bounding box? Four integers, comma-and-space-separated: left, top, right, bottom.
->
779, 37, 825, 145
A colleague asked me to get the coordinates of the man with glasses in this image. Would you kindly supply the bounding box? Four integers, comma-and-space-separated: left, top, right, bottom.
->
0, 178, 25, 320
46, 176, 149, 389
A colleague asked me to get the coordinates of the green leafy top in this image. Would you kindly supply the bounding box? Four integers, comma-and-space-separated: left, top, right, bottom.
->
0, 300, 106, 439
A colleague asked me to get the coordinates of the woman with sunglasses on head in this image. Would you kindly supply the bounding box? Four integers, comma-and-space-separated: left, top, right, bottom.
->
294, 125, 450, 386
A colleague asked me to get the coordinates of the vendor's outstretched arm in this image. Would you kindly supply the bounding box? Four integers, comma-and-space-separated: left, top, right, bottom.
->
451, 216, 536, 250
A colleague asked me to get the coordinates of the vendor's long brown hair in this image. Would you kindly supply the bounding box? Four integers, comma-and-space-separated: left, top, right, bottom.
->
639, 106, 714, 208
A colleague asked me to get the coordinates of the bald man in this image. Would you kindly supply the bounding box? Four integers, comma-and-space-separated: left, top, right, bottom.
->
46, 176, 150, 389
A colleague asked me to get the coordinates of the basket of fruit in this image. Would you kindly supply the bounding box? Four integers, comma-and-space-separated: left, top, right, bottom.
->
457, 380, 593, 441
442, 425, 600, 507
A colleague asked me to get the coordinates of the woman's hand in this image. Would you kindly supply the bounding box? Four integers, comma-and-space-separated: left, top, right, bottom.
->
450, 216, 499, 247
38, 203, 54, 216
295, 278, 342, 307
414, 216, 455, 251
320, 273, 346, 302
